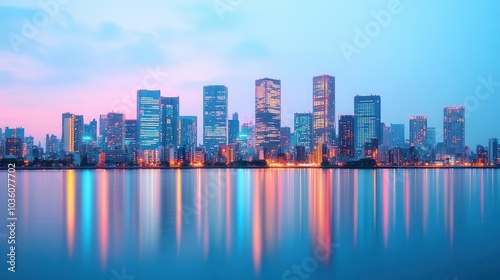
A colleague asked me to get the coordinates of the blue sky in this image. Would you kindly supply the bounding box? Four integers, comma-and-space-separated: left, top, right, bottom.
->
1, 0, 499, 146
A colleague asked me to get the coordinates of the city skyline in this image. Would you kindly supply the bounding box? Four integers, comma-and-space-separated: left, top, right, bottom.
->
1, 1, 500, 147
2, 79, 499, 151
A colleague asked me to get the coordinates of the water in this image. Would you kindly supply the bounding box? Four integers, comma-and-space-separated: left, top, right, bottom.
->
0, 168, 499, 280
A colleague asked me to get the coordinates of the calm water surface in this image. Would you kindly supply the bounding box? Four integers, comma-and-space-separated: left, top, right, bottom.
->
1, 169, 500, 280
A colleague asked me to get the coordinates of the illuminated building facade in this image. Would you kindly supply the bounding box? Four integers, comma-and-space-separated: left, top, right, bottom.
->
203, 85, 228, 157
106, 112, 125, 151
409, 116, 428, 148
137, 89, 161, 150
354, 95, 381, 159
443, 106, 465, 154
312, 75, 335, 147
338, 115, 355, 159
255, 78, 281, 159
62, 113, 75, 153
161, 96, 180, 147
294, 113, 313, 153
390, 124, 404, 148
178, 116, 197, 149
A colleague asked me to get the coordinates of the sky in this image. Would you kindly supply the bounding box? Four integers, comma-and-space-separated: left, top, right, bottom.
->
1, 0, 500, 147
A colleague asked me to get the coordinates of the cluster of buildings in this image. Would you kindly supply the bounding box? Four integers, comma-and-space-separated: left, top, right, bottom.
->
1, 75, 499, 167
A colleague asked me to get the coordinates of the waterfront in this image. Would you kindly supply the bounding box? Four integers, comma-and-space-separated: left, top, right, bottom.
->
1, 169, 499, 279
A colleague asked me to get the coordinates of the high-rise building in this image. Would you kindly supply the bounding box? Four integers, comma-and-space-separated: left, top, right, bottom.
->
203, 85, 228, 156
279, 127, 291, 153
84, 119, 98, 143
426, 127, 436, 148
4, 138, 23, 158
381, 123, 391, 148
45, 134, 60, 158
228, 113, 240, 145
74, 115, 84, 152
24, 136, 34, 156
4, 127, 24, 139
4, 127, 15, 139
62, 113, 75, 153
106, 112, 125, 151
15, 127, 24, 140
99, 114, 108, 149
338, 115, 355, 159
178, 116, 197, 149
354, 95, 381, 159
390, 124, 404, 148
294, 113, 313, 153
161, 96, 180, 147
443, 106, 466, 154
409, 116, 428, 148
489, 138, 499, 165
125, 120, 137, 150
255, 78, 281, 159
137, 89, 161, 150
312, 75, 336, 147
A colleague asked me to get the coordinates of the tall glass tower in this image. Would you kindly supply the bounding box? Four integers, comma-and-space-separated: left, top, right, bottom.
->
203, 85, 228, 156
255, 78, 281, 159
294, 113, 313, 153
161, 96, 180, 147
409, 116, 428, 148
312, 75, 335, 147
338, 115, 355, 159
137, 89, 161, 150
354, 95, 381, 159
61, 113, 75, 153
443, 106, 465, 154
106, 112, 125, 151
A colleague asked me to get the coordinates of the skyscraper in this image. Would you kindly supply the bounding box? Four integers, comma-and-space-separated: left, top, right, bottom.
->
338, 115, 355, 159
279, 127, 291, 153
125, 120, 137, 150
84, 119, 98, 143
161, 96, 180, 147
228, 113, 240, 145
106, 112, 125, 151
99, 114, 108, 149
409, 116, 428, 148
426, 127, 436, 148
390, 124, 404, 148
62, 113, 75, 153
178, 116, 197, 149
137, 89, 161, 150
381, 123, 391, 148
294, 113, 313, 153
255, 78, 281, 159
489, 138, 498, 165
15, 127, 24, 140
4, 127, 14, 138
354, 95, 381, 159
74, 115, 84, 152
443, 106, 465, 154
203, 85, 228, 156
312, 75, 335, 147
45, 134, 60, 158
